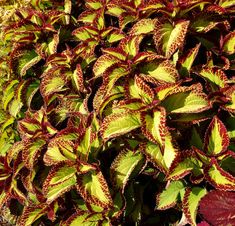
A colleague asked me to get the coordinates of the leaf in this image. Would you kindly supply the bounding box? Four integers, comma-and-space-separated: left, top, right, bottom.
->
93, 54, 120, 77
199, 67, 228, 90
168, 154, 202, 180
205, 159, 235, 191
156, 180, 185, 210
141, 60, 179, 84
223, 31, 235, 55
18, 206, 46, 226
22, 138, 46, 169
161, 89, 209, 113
129, 75, 154, 104
100, 112, 141, 141
110, 149, 144, 191
182, 187, 207, 226
77, 169, 113, 208
120, 35, 143, 59
204, 116, 229, 156
154, 20, 190, 58
64, 211, 106, 226
141, 108, 166, 146
199, 190, 235, 226
43, 163, 77, 203
177, 43, 201, 76
130, 19, 156, 35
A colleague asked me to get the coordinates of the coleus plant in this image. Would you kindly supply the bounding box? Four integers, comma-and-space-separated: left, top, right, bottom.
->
0, 0, 235, 225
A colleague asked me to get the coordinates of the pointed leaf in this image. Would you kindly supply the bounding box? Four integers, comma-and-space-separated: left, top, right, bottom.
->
205, 159, 235, 191
100, 112, 141, 141
141, 60, 179, 84
223, 31, 235, 55
130, 19, 156, 35
183, 187, 207, 226
154, 20, 190, 58
204, 116, 229, 156
141, 108, 166, 146
43, 163, 77, 203
110, 149, 144, 191
77, 169, 113, 208
156, 180, 185, 210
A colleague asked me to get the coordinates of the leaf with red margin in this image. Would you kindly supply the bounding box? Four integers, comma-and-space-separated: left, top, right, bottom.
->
76, 168, 113, 208
161, 87, 209, 114
223, 31, 235, 55
110, 149, 145, 192
43, 162, 77, 203
72, 64, 87, 93
205, 158, 235, 191
100, 111, 141, 141
102, 47, 127, 61
106, 28, 125, 43
199, 190, 235, 226
199, 67, 228, 91
119, 35, 143, 59
22, 138, 46, 169
182, 187, 207, 226
141, 59, 179, 84
17, 205, 48, 226
77, 10, 97, 23
141, 107, 166, 146
154, 20, 190, 58
177, 43, 201, 77
43, 128, 79, 165
168, 152, 203, 180
93, 54, 120, 77
130, 19, 156, 35
63, 210, 109, 226
156, 180, 185, 210
129, 75, 154, 104
204, 116, 229, 156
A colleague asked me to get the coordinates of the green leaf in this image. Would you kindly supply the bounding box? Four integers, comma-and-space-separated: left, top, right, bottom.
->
223, 31, 235, 55
161, 87, 209, 113
43, 163, 77, 203
183, 187, 207, 226
16, 50, 41, 77
156, 181, 185, 210
77, 169, 113, 208
22, 138, 46, 169
110, 149, 144, 191
204, 116, 229, 156
199, 67, 228, 90
101, 112, 141, 141
93, 54, 120, 78
141, 108, 166, 146
141, 60, 179, 84
18, 206, 46, 226
178, 43, 201, 76
154, 20, 190, 58
130, 19, 156, 35
205, 159, 235, 191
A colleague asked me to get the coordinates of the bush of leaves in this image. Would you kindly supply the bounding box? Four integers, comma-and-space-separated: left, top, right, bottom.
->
0, 0, 235, 225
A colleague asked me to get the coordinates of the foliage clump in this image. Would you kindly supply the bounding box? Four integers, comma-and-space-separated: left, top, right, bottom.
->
0, 0, 235, 225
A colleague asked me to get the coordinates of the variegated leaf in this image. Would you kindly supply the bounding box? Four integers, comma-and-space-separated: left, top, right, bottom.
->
205, 159, 235, 191
141, 60, 179, 84
204, 116, 229, 156
177, 43, 201, 76
156, 180, 185, 210
182, 187, 207, 226
43, 163, 77, 203
141, 108, 166, 146
77, 169, 113, 208
110, 149, 145, 191
100, 112, 141, 141
154, 20, 190, 58
222, 31, 235, 55
130, 19, 156, 35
